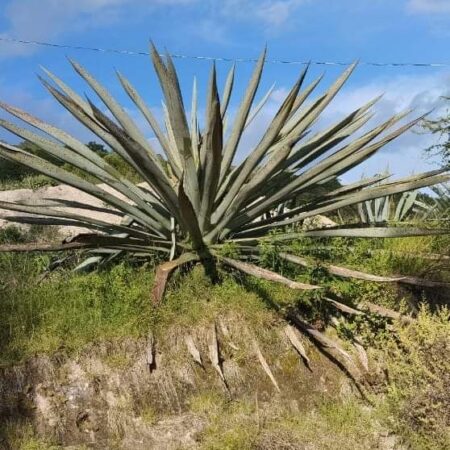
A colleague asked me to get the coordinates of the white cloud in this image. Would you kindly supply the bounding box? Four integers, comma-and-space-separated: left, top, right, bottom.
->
180, 0, 310, 45
232, 70, 450, 183
187, 18, 230, 45
218, 0, 308, 27
407, 0, 450, 14
256, 0, 305, 27
0, 0, 312, 57
0, 0, 196, 57
316, 71, 450, 181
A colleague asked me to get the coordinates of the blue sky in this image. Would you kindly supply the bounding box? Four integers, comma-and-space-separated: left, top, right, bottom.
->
0, 0, 449, 181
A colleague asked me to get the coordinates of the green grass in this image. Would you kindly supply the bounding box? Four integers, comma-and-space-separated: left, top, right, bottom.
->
0, 258, 155, 365
1, 225, 449, 448
193, 394, 383, 450
286, 233, 450, 282
0, 225, 289, 365
0, 421, 65, 450
0, 173, 57, 191
0, 256, 294, 366
139, 406, 159, 426
1, 224, 448, 367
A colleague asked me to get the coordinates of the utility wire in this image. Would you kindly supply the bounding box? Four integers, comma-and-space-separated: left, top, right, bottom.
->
1, 36, 450, 68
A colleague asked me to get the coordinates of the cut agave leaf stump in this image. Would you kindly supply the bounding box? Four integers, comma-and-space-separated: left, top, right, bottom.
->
0, 43, 448, 308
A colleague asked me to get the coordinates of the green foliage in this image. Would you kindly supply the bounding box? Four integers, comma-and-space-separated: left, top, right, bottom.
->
0, 255, 155, 365
0, 227, 55, 288
421, 101, 450, 168
102, 352, 132, 369
333, 306, 450, 449
103, 151, 142, 183
0, 246, 286, 365
0, 225, 434, 365
0, 224, 25, 243
274, 400, 379, 450
0, 233, 449, 447
0, 141, 58, 190
0, 139, 143, 190
258, 235, 283, 270
0, 173, 57, 190
195, 394, 383, 450
86, 141, 108, 156
152, 264, 283, 334
0, 154, 32, 183
139, 406, 159, 426
0, 421, 60, 450
287, 233, 450, 284
0, 142, 38, 180
380, 306, 450, 449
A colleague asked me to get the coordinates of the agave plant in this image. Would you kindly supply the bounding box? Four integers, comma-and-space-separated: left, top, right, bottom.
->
0, 44, 449, 308
353, 177, 449, 224
356, 183, 431, 224
422, 182, 450, 220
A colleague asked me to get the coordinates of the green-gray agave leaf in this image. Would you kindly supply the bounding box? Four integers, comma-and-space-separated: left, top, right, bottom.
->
0, 43, 448, 302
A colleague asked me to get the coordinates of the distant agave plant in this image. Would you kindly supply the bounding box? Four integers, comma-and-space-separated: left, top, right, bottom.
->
0, 44, 448, 309
356, 176, 431, 224
353, 176, 449, 224
423, 182, 450, 220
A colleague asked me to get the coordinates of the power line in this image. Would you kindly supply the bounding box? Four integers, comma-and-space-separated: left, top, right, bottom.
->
1, 36, 449, 68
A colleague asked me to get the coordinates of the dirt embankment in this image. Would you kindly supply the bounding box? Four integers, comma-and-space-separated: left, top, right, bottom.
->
0, 315, 354, 449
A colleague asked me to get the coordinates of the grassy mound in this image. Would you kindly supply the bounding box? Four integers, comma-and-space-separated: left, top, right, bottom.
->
0, 225, 449, 449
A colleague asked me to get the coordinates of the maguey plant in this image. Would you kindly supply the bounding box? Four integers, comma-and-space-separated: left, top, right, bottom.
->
0, 45, 449, 369
422, 182, 450, 220
354, 170, 431, 224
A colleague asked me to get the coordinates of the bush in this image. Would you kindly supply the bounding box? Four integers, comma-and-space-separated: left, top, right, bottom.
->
0, 141, 61, 189
103, 152, 143, 183
380, 306, 450, 449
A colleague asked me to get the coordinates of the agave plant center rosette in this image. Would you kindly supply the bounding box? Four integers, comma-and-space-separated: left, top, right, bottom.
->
0, 44, 448, 309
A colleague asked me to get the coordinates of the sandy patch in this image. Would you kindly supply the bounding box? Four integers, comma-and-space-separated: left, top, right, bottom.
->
0, 183, 131, 238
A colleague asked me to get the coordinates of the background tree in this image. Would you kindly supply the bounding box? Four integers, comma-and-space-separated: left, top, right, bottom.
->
86, 141, 108, 156
421, 97, 450, 168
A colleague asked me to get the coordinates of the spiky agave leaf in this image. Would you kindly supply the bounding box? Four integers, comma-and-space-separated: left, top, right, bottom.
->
345, 170, 434, 224
423, 182, 450, 220
0, 43, 449, 306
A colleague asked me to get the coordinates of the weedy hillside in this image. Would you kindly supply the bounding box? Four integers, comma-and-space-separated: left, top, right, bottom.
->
0, 224, 449, 449
0, 44, 449, 449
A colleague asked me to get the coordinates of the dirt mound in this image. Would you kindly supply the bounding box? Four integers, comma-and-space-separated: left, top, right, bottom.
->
0, 315, 353, 449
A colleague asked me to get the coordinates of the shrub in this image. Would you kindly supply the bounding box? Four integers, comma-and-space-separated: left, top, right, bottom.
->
380, 306, 450, 448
